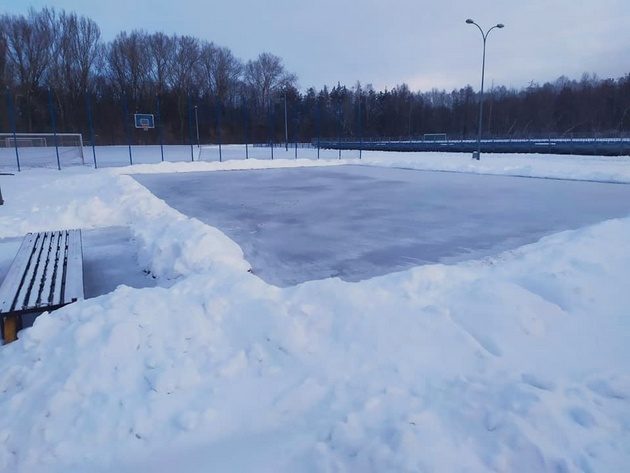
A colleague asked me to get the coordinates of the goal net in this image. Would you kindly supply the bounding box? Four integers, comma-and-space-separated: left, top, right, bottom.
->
0, 133, 85, 169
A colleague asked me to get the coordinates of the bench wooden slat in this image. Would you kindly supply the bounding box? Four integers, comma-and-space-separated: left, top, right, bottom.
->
26, 232, 53, 309
63, 230, 84, 304
51, 230, 67, 307
13, 233, 47, 312
0, 233, 38, 314
38, 231, 61, 307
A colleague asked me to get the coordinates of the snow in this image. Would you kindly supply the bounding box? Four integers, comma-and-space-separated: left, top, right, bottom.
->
0, 149, 629, 472
359, 150, 630, 183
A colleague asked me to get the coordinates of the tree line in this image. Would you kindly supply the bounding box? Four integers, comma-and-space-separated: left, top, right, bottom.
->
1, 7, 629, 146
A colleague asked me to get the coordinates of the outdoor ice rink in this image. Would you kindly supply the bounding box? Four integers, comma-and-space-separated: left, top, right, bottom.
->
135, 164, 630, 286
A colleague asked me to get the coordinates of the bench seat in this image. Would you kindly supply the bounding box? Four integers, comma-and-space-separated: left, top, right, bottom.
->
0, 229, 84, 343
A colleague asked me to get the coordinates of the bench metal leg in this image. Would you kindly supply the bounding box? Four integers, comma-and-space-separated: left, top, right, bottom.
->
2, 315, 21, 344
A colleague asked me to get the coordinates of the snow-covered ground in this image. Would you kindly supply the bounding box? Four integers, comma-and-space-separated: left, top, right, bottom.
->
0, 147, 629, 472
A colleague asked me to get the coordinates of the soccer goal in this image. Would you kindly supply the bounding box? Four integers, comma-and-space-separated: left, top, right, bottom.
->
0, 133, 85, 168
423, 133, 447, 142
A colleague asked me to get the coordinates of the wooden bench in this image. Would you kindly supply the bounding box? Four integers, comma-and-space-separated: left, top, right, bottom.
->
0, 230, 84, 343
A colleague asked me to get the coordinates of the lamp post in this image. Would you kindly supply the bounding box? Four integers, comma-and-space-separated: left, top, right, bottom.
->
466, 19, 504, 160
193, 105, 200, 147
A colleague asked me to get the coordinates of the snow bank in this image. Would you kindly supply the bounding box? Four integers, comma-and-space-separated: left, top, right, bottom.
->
110, 156, 342, 176
0, 156, 629, 472
0, 167, 248, 279
360, 151, 630, 183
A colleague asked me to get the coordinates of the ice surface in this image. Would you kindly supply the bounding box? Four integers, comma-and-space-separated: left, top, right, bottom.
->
82, 226, 157, 296
134, 165, 630, 285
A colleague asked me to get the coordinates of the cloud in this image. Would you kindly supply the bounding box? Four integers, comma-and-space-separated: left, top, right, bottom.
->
4, 0, 629, 91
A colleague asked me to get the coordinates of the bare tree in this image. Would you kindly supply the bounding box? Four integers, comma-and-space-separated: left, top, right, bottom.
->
48, 11, 101, 128
0, 18, 9, 90
3, 8, 56, 131
170, 35, 200, 139
216, 47, 243, 105
197, 41, 217, 96
106, 30, 151, 100
244, 52, 296, 111
147, 32, 175, 95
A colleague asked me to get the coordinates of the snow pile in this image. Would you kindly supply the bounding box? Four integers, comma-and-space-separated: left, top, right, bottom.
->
0, 158, 629, 472
110, 155, 342, 176
360, 151, 630, 183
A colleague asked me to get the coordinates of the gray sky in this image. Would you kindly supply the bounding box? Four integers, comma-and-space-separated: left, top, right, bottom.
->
5, 0, 630, 92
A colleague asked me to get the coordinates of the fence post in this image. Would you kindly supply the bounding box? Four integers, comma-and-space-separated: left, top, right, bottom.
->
47, 87, 61, 170
85, 90, 97, 168
156, 94, 164, 162
269, 100, 274, 160
316, 100, 321, 160
6, 88, 20, 171
242, 100, 249, 159
284, 91, 289, 152
337, 104, 342, 160
294, 111, 299, 159
358, 96, 363, 160
216, 99, 222, 162
122, 93, 133, 165
187, 94, 194, 161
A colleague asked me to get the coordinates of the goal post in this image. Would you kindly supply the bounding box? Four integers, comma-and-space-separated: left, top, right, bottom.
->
4, 136, 47, 147
0, 133, 85, 167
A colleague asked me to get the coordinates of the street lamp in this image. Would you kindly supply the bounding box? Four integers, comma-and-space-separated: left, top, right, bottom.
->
466, 19, 504, 160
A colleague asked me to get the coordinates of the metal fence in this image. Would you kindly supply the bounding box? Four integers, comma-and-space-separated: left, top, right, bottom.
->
2, 84, 629, 171
319, 136, 630, 157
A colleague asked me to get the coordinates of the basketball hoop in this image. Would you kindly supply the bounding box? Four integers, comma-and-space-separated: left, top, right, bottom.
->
134, 113, 155, 131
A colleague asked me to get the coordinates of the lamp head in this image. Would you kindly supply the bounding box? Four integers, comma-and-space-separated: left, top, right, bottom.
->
497, 23, 505, 28
466, 19, 474, 24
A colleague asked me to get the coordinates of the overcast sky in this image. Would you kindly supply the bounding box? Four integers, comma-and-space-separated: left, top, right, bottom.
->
4, 0, 630, 92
